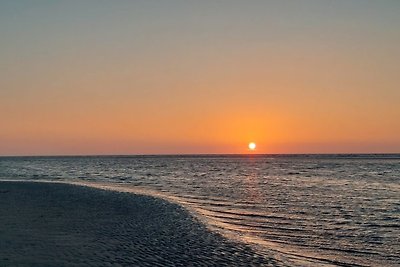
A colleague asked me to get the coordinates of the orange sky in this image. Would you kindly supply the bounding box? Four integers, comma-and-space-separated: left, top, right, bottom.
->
1, 1, 399, 155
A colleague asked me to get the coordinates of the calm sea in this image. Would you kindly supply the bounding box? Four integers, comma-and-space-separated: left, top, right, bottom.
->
1, 154, 399, 266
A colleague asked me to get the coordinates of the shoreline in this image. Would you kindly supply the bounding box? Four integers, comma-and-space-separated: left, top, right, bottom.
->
0, 181, 276, 266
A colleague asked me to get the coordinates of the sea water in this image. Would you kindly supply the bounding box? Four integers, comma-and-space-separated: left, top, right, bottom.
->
0, 154, 399, 266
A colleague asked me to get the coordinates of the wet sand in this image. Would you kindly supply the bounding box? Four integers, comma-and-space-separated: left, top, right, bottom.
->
0, 181, 276, 266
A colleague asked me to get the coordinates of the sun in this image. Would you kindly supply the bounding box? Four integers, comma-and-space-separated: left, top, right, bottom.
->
248, 142, 256, 151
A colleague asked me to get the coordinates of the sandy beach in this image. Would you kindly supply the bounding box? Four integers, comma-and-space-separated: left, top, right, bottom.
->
0, 181, 275, 266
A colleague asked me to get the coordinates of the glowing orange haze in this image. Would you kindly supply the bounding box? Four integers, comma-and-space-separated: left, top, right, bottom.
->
0, 1, 399, 155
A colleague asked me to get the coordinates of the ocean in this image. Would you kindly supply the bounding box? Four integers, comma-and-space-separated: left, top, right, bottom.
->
1, 154, 399, 266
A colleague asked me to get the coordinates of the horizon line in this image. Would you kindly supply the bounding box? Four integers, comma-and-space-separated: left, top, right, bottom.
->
1, 152, 399, 158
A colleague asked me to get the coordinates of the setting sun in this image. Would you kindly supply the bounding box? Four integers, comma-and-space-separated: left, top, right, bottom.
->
248, 142, 256, 151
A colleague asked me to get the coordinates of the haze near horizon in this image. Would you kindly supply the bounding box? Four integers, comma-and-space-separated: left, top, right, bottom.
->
1, 1, 399, 155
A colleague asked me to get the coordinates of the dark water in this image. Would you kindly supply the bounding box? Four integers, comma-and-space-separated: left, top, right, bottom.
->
1, 154, 399, 266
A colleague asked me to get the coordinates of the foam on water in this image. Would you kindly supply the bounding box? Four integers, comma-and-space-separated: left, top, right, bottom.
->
1, 154, 399, 266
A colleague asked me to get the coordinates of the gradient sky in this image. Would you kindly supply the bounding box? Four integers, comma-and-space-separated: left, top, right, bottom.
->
1, 1, 399, 155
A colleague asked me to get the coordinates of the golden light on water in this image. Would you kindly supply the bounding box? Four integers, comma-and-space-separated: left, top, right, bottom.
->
248, 142, 256, 151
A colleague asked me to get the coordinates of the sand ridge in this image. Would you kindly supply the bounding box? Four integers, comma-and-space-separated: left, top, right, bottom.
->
0, 181, 279, 266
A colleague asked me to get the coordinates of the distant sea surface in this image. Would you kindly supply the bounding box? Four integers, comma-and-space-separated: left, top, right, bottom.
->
1, 154, 399, 266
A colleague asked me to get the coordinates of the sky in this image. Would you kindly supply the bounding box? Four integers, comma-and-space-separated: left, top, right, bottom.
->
1, 0, 399, 155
